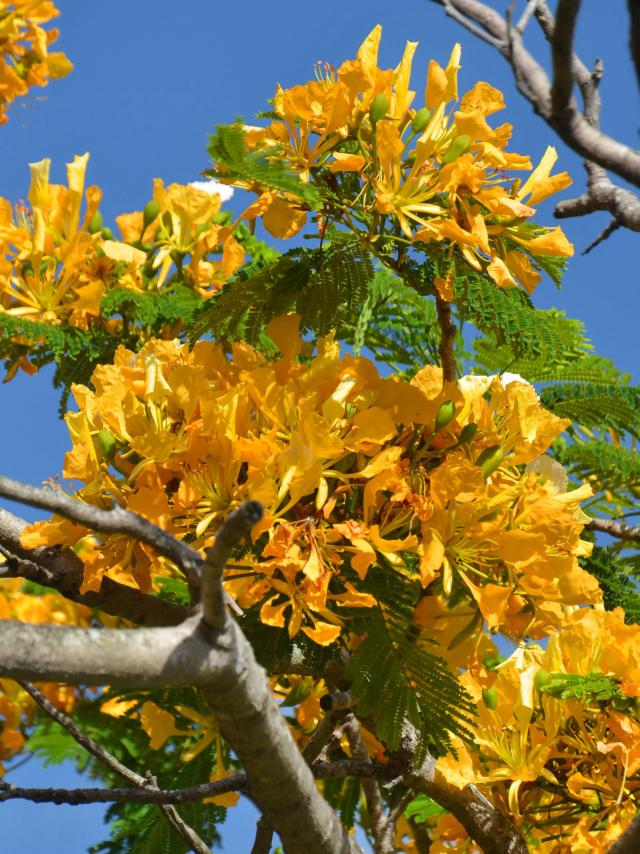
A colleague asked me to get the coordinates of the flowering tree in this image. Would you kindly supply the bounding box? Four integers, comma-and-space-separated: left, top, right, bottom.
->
1, 5, 639, 853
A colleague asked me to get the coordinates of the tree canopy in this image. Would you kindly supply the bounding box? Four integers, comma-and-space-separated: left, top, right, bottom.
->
0, 3, 639, 852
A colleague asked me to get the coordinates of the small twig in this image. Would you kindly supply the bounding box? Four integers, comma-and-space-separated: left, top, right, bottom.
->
319, 690, 357, 712
582, 217, 622, 254
201, 501, 263, 630
18, 681, 212, 854
587, 517, 640, 542
435, 295, 457, 383
628, 0, 640, 90
344, 717, 388, 854
441, 0, 504, 48
515, 0, 539, 33
146, 772, 212, 854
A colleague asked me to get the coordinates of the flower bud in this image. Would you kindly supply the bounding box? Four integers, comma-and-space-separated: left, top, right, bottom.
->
476, 445, 504, 477
475, 445, 503, 478
143, 199, 161, 228
95, 429, 117, 463
441, 134, 472, 164
534, 669, 552, 692
482, 687, 498, 709
458, 423, 478, 444
87, 210, 103, 234
435, 399, 455, 432
101, 227, 114, 240
369, 93, 388, 125
411, 107, 432, 134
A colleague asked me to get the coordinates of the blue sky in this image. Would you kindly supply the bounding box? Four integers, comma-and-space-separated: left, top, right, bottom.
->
0, 1, 637, 850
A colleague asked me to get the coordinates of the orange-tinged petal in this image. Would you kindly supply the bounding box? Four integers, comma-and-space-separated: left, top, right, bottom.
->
511, 226, 573, 257
262, 197, 307, 239
302, 621, 341, 646
140, 701, 188, 749
460, 81, 505, 115
487, 256, 518, 288
328, 152, 366, 172
267, 313, 302, 363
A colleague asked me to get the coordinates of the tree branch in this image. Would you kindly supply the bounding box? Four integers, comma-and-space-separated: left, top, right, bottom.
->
17, 680, 212, 854
628, 0, 640, 90
201, 501, 263, 630
427, 0, 640, 190
587, 517, 640, 542
0, 507, 188, 627
0, 476, 203, 595
344, 717, 388, 854
550, 0, 582, 123
608, 811, 640, 854
436, 295, 457, 382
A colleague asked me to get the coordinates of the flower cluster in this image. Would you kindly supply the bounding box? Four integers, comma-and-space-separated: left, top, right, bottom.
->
416, 608, 640, 852
0, 1, 72, 124
217, 26, 573, 297
22, 314, 598, 649
0, 153, 244, 375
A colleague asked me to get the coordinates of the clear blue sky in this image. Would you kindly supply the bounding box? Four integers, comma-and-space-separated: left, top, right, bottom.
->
0, 1, 637, 850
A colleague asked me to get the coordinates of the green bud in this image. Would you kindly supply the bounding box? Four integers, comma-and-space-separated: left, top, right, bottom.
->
411, 107, 432, 134
441, 134, 472, 165
101, 227, 114, 240
458, 422, 478, 444
482, 686, 498, 710
435, 399, 455, 432
369, 93, 388, 125
95, 429, 117, 463
534, 669, 552, 692
20, 260, 34, 278
143, 199, 161, 228
87, 210, 103, 234
482, 654, 504, 671
475, 445, 503, 478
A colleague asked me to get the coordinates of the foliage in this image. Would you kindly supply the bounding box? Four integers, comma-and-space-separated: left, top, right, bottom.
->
1, 16, 640, 854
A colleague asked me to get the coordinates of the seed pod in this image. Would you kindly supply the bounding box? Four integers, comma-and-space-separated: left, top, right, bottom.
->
101, 227, 114, 240
435, 399, 455, 432
482, 686, 498, 710
87, 210, 103, 234
411, 107, 432, 133
534, 669, 552, 692
95, 429, 117, 463
369, 93, 388, 125
459, 422, 478, 444
475, 444, 503, 478
143, 199, 161, 228
441, 134, 472, 165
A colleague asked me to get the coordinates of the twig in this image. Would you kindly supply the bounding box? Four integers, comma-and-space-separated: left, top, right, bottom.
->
344, 717, 388, 854
435, 295, 457, 382
426, 0, 640, 188
515, 0, 539, 34
0, 760, 390, 805
441, 0, 503, 48
582, 218, 622, 254
201, 501, 263, 630
0, 476, 202, 594
628, 0, 640, 90
19, 681, 212, 854
587, 518, 640, 542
